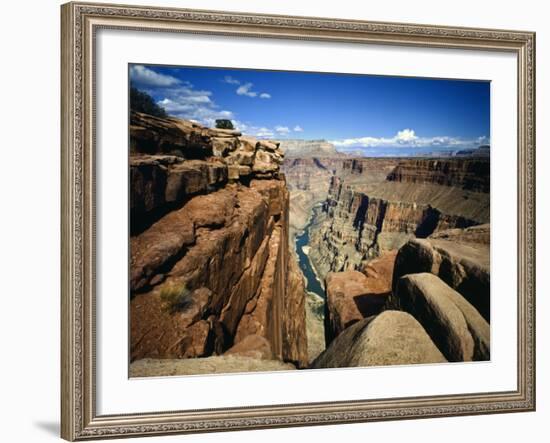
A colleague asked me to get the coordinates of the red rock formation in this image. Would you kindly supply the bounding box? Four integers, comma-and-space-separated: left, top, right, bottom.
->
129, 113, 308, 370
324, 251, 396, 345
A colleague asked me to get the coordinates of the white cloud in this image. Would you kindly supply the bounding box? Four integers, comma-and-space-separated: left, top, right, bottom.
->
151, 79, 235, 127
293, 125, 304, 132
130, 65, 181, 87
131, 67, 275, 133
236, 83, 257, 98
330, 129, 487, 151
275, 126, 290, 135
255, 127, 275, 138
235, 82, 271, 99
223, 76, 240, 85
395, 128, 417, 142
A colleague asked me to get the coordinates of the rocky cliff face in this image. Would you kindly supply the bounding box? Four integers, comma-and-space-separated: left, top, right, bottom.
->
386, 158, 490, 193
129, 112, 308, 373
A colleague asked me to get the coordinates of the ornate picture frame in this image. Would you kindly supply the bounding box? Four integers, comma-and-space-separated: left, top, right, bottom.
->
61, 1, 535, 440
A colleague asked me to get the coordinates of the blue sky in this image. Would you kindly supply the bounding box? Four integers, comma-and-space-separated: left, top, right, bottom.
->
129, 64, 490, 154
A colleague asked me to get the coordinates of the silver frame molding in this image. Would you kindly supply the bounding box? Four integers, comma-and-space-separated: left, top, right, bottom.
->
61, 2, 536, 440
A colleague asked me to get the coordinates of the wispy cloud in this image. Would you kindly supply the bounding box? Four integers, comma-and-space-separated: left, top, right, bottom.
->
222, 75, 241, 85
331, 129, 488, 151
131, 66, 282, 133
236, 83, 258, 98
130, 67, 234, 127
130, 65, 181, 87
293, 125, 304, 132
275, 126, 290, 135
225, 77, 271, 99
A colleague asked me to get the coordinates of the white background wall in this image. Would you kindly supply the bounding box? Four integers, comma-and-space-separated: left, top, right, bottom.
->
0, 0, 546, 441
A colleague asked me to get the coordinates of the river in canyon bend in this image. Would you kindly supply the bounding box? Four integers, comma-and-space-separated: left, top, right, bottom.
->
294, 205, 325, 299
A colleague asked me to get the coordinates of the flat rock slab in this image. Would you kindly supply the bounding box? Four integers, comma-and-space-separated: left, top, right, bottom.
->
130, 356, 296, 377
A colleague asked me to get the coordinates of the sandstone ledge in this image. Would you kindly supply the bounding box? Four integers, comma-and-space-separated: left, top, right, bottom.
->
130, 356, 296, 377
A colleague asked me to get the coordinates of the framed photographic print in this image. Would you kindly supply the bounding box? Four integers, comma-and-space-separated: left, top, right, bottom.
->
61, 1, 536, 440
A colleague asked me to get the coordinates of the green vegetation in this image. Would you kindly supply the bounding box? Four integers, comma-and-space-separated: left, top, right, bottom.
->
130, 86, 167, 118
215, 119, 234, 130
160, 282, 193, 313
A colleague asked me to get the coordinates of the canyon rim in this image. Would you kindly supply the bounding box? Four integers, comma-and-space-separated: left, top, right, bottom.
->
128, 64, 491, 377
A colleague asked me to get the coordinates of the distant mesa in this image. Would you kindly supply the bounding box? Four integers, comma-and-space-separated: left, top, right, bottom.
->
277, 139, 344, 158
454, 145, 490, 157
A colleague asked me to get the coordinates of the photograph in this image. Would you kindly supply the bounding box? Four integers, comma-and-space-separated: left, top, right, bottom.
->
128, 64, 491, 377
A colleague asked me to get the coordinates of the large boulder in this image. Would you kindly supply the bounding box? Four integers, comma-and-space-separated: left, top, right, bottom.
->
325, 271, 378, 344
224, 334, 274, 360
391, 237, 490, 321
393, 273, 477, 362
312, 311, 447, 369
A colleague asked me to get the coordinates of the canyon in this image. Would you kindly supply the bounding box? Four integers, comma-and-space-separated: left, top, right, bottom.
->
129, 114, 491, 376
281, 140, 490, 366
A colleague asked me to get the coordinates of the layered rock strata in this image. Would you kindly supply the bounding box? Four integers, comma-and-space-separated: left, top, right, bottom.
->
386, 158, 490, 193
278, 139, 340, 158
130, 112, 308, 372
308, 157, 490, 276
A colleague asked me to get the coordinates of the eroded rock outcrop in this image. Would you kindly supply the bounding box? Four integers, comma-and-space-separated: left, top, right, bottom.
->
324, 251, 396, 345
312, 311, 447, 369
130, 113, 307, 372
390, 237, 490, 321
392, 273, 489, 361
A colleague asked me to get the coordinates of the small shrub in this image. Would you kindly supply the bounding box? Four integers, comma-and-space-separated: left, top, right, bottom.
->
215, 119, 234, 130
130, 86, 167, 118
159, 282, 193, 313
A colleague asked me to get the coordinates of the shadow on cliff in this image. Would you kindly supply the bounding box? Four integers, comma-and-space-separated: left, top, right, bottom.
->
353, 292, 391, 318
